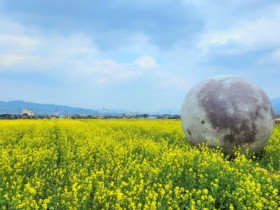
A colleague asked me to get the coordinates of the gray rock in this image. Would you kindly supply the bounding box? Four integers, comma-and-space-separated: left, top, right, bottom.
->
181, 76, 274, 155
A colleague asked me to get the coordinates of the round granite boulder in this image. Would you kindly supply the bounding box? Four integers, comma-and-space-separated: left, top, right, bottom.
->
181, 76, 274, 155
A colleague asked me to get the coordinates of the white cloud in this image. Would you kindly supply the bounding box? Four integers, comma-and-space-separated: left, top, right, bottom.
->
0, 18, 100, 71
198, 5, 280, 55
42, 33, 98, 58
258, 49, 280, 64
0, 18, 164, 86
0, 34, 38, 50
152, 68, 190, 90
270, 49, 280, 60
157, 75, 189, 90
134, 55, 158, 69
82, 59, 142, 84
0, 53, 40, 68
0, 18, 158, 85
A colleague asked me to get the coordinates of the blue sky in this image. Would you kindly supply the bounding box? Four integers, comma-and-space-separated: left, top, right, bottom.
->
0, 0, 280, 113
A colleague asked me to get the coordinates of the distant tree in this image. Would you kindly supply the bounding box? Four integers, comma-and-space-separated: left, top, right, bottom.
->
143, 114, 149, 118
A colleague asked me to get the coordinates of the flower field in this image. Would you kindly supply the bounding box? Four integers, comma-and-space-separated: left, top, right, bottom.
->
0, 119, 279, 209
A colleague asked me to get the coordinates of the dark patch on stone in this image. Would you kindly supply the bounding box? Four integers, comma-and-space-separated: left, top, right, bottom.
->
187, 128, 192, 136
254, 105, 264, 120
223, 134, 235, 142
197, 78, 267, 145
201, 120, 205, 124
260, 89, 275, 117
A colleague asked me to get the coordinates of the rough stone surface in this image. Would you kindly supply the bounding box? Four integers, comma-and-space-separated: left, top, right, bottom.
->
181, 76, 274, 155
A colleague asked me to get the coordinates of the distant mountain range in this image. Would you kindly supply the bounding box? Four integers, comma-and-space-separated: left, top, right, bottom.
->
271, 97, 280, 114
0, 98, 279, 116
0, 100, 98, 115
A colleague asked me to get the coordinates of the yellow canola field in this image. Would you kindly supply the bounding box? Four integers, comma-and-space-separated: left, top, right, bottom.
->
0, 119, 279, 210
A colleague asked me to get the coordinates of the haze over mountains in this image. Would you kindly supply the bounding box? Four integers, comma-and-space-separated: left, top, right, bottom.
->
0, 100, 177, 116
0, 98, 280, 116
271, 98, 280, 114
0, 100, 98, 116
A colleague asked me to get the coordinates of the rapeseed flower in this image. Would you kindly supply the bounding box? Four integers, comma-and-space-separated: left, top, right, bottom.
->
0, 120, 279, 209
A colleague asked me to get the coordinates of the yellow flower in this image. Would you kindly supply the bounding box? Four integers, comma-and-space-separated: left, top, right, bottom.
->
203, 189, 208, 194
25, 183, 37, 195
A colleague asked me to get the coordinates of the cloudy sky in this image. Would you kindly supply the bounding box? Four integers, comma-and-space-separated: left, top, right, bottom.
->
1, 0, 280, 113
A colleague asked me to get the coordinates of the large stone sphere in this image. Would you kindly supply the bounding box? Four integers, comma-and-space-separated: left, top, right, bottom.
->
181, 76, 274, 155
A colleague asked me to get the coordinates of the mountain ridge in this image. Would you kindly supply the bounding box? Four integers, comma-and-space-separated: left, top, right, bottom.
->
0, 98, 279, 116
0, 100, 98, 115
271, 97, 280, 114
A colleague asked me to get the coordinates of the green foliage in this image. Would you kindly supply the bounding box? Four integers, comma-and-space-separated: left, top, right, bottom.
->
0, 120, 279, 209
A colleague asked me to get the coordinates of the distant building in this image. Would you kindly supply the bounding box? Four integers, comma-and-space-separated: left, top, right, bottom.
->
22, 109, 35, 117
0, 114, 14, 119
275, 115, 280, 124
